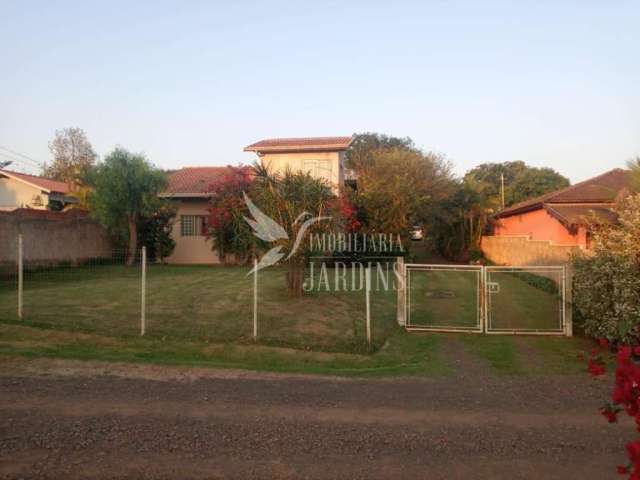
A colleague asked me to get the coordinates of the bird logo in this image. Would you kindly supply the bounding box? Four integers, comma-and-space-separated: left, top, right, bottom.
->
243, 192, 330, 275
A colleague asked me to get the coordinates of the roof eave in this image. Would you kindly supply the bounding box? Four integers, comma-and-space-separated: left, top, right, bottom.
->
494, 202, 544, 219
158, 193, 212, 199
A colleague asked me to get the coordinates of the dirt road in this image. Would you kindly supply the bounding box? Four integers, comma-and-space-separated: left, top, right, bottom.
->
0, 355, 626, 479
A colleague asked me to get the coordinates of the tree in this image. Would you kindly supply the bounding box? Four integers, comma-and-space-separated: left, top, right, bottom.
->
346, 132, 416, 171
464, 161, 569, 209
628, 157, 640, 192
91, 148, 167, 265
249, 164, 335, 296
44, 127, 97, 187
353, 147, 454, 240
138, 202, 177, 263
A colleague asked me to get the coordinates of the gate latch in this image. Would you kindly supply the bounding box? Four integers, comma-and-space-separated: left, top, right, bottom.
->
487, 282, 501, 294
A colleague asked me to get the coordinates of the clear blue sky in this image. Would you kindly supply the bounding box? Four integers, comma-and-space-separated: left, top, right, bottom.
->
1, 0, 638, 182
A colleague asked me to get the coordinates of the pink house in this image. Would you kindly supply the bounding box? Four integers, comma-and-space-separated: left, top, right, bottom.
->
482, 169, 630, 264
493, 169, 629, 248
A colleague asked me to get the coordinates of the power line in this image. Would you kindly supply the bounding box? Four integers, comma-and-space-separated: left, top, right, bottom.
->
0, 152, 41, 174
0, 145, 45, 169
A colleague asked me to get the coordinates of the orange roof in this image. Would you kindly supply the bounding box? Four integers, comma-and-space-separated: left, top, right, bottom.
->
0, 169, 69, 193
244, 136, 353, 153
161, 166, 251, 197
496, 169, 631, 218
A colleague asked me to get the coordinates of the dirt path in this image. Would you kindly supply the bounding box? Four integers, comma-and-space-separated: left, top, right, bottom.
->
0, 357, 626, 479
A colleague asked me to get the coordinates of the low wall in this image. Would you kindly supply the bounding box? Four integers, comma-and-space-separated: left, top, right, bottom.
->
0, 209, 113, 265
481, 235, 581, 266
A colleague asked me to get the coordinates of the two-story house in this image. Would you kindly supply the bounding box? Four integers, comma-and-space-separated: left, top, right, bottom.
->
244, 136, 353, 194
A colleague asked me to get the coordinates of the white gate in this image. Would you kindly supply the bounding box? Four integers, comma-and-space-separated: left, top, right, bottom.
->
402, 263, 569, 336
405, 264, 483, 333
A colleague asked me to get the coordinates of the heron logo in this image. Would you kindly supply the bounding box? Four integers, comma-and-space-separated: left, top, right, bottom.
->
243, 192, 330, 274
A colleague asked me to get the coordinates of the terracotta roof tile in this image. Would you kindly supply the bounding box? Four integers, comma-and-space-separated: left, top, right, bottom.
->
544, 204, 618, 227
496, 169, 631, 218
244, 136, 353, 153
161, 167, 251, 197
0, 169, 69, 193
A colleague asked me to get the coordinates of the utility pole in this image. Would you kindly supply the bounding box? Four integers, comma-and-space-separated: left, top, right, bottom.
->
500, 173, 505, 210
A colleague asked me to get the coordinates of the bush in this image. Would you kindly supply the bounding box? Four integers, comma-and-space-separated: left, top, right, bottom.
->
572, 194, 640, 344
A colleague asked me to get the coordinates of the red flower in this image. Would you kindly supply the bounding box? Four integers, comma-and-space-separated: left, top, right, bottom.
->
627, 441, 640, 464
588, 358, 606, 376
618, 465, 629, 475
600, 338, 610, 349
601, 405, 619, 423
620, 347, 633, 362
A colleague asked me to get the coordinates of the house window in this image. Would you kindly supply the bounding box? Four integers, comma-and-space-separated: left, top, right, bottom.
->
181, 215, 207, 237
303, 159, 333, 184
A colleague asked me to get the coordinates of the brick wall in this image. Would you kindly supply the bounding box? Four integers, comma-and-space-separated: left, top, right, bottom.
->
0, 209, 113, 265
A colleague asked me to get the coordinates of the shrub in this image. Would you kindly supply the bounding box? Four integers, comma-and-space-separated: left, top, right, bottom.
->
572, 194, 640, 344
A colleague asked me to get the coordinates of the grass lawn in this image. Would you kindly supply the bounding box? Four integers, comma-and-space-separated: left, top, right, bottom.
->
0, 264, 398, 354
408, 268, 563, 332
0, 323, 595, 377
408, 269, 480, 329
487, 271, 562, 331
0, 263, 594, 377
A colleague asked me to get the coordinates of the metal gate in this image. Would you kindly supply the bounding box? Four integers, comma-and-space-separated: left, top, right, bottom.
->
403, 263, 568, 335
405, 264, 483, 333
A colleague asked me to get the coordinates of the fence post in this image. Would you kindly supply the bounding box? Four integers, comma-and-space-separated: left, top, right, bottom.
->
17, 234, 23, 320
396, 256, 405, 326
564, 264, 573, 337
140, 246, 146, 336
365, 266, 371, 345
253, 257, 258, 341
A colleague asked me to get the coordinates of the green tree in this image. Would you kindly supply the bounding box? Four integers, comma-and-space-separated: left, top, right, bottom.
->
137, 202, 177, 263
91, 148, 167, 265
354, 147, 454, 240
464, 161, 569, 209
346, 132, 416, 171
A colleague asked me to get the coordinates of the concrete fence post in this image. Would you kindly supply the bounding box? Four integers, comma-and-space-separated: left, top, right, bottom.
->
396, 256, 406, 326
253, 257, 258, 341
17, 234, 23, 320
564, 264, 573, 337
140, 246, 147, 336
365, 266, 372, 345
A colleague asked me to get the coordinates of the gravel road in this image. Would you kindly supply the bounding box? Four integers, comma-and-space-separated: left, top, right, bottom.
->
0, 353, 626, 479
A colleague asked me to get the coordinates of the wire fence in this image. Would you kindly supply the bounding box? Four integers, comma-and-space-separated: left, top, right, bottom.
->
1, 236, 402, 353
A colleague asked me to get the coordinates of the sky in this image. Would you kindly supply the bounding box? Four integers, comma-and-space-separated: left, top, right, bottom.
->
1, 0, 638, 183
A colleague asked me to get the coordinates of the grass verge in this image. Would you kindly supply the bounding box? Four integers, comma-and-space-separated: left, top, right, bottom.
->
0, 323, 449, 378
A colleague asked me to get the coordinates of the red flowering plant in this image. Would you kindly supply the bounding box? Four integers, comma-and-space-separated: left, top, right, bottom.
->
206, 165, 258, 263
589, 339, 640, 477
328, 192, 362, 233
